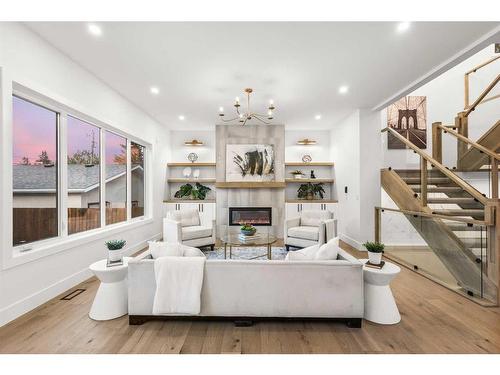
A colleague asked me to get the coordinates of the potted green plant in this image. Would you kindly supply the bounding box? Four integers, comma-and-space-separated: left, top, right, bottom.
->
174, 182, 211, 200
363, 241, 385, 265
290, 170, 304, 179
240, 223, 257, 236
105, 239, 126, 262
297, 182, 325, 200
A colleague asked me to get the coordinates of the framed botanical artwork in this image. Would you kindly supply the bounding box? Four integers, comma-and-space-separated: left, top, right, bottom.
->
387, 96, 427, 149
226, 144, 275, 182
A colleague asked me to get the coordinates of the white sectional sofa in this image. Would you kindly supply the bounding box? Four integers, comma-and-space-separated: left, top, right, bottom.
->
127, 248, 364, 327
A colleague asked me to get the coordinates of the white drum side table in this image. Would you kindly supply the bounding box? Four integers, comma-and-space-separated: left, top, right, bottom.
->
361, 259, 401, 325
89, 257, 131, 321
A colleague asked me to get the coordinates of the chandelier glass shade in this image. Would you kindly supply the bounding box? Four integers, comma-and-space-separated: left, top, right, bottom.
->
218, 88, 275, 125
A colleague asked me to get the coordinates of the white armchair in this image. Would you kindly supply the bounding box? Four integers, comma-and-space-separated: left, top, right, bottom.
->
284, 210, 336, 251
163, 208, 216, 250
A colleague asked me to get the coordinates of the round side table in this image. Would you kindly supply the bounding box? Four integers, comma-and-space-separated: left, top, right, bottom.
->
361, 259, 401, 325
89, 257, 131, 321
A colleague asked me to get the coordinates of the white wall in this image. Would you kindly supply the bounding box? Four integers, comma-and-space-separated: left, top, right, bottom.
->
330, 109, 382, 249
0, 23, 169, 326
285, 130, 331, 162
330, 111, 361, 248
168, 130, 216, 163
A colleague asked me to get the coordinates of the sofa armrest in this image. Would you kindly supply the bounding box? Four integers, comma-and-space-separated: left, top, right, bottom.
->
338, 249, 362, 265
284, 217, 301, 236
324, 219, 337, 241
163, 218, 182, 243
285, 244, 321, 261
211, 219, 216, 242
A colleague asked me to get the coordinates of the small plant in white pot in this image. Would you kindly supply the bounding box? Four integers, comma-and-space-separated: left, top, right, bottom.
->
363, 241, 385, 265
105, 239, 126, 262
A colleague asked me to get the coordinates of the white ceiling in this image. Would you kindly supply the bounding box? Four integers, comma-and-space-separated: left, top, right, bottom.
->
26, 22, 499, 130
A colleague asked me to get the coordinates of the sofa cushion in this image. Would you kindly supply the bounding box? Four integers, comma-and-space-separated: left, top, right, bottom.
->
182, 225, 213, 241
182, 247, 206, 257
288, 226, 319, 241
149, 241, 184, 259
300, 210, 331, 227
167, 209, 200, 227
315, 241, 339, 260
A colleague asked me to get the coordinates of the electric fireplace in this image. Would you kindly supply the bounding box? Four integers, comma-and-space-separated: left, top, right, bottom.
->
229, 207, 272, 226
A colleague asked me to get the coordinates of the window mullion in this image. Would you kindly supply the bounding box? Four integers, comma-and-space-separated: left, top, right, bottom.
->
59, 112, 68, 238
100, 130, 106, 228
126, 139, 132, 221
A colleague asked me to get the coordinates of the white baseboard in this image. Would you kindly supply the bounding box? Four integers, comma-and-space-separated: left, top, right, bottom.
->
339, 233, 365, 251
0, 232, 161, 328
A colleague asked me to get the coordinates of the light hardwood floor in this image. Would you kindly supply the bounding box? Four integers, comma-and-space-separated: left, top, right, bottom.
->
1, 244, 500, 354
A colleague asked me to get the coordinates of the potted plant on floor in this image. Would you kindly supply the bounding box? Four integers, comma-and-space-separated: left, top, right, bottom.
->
363, 241, 385, 265
105, 239, 126, 262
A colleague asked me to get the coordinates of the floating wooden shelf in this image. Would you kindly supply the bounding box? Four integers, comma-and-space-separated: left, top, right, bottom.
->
215, 181, 286, 189
163, 199, 216, 203
285, 199, 338, 203
285, 162, 334, 167
167, 178, 216, 183
167, 162, 216, 167
285, 178, 334, 183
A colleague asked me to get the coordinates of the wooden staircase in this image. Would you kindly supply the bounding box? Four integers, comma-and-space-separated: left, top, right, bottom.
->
378, 56, 500, 304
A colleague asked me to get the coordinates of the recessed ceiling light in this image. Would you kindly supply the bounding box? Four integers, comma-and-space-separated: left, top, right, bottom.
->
396, 22, 411, 33
315, 114, 322, 120
87, 23, 102, 37
338, 85, 349, 94
178, 115, 185, 121
150, 86, 160, 95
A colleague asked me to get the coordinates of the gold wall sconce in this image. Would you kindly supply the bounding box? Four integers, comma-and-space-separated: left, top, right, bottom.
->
184, 139, 204, 146
296, 138, 317, 145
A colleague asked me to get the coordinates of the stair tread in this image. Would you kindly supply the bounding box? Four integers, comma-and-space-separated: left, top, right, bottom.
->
432, 209, 484, 217
447, 224, 484, 231
427, 197, 478, 204
402, 177, 451, 184
413, 186, 463, 192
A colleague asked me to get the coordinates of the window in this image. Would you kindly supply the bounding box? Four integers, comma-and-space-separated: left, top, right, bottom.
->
67, 116, 101, 234
12, 96, 59, 246
105, 131, 127, 225
131, 142, 145, 218
11, 91, 149, 250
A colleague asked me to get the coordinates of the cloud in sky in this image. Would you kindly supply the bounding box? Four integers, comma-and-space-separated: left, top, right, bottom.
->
13, 96, 127, 165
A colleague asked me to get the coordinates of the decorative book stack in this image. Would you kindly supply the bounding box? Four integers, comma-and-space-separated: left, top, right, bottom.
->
365, 260, 385, 270
238, 234, 261, 242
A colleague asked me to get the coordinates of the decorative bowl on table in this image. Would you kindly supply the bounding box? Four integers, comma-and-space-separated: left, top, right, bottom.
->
240, 224, 257, 236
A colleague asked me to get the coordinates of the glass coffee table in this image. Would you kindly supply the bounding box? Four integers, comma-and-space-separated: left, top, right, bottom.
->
220, 230, 277, 260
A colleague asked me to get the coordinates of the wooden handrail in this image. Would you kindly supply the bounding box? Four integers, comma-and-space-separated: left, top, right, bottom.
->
464, 74, 500, 116
436, 124, 500, 161
465, 55, 500, 75
375, 206, 487, 225
382, 127, 488, 204
464, 56, 500, 109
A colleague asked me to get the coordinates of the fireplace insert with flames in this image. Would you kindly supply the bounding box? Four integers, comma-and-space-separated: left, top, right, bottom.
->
229, 207, 272, 226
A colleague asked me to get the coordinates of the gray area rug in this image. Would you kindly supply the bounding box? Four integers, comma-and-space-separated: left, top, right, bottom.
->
202, 246, 287, 260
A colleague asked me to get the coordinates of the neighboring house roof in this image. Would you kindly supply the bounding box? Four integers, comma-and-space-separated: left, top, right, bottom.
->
13, 164, 143, 193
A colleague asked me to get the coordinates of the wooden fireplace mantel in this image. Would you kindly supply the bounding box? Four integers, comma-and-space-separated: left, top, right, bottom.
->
215, 181, 286, 189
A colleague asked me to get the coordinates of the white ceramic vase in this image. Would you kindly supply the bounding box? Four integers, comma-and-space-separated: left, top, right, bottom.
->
368, 251, 382, 265
108, 250, 122, 262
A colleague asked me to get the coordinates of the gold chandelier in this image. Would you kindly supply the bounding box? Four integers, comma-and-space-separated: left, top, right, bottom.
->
218, 88, 275, 125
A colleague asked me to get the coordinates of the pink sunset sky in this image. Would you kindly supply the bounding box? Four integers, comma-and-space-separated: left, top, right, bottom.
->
13, 96, 126, 165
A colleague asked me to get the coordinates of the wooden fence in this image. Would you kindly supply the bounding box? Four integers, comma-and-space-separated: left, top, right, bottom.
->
13, 207, 144, 245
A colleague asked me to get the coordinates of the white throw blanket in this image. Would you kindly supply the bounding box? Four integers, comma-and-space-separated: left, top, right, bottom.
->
152, 256, 206, 315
